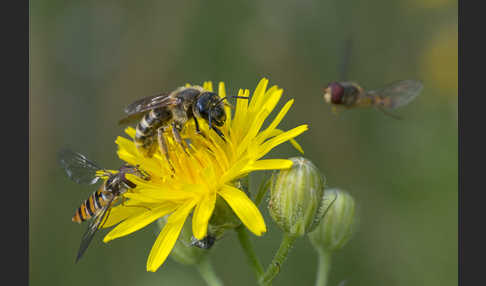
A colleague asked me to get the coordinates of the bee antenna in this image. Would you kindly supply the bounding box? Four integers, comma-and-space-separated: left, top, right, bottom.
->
216, 96, 249, 105
216, 97, 228, 105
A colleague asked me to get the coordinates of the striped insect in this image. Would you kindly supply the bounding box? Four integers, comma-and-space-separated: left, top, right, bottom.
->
59, 149, 149, 263
118, 86, 248, 161
322, 80, 423, 119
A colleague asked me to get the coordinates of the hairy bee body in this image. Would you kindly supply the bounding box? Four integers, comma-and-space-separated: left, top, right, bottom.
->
134, 108, 172, 155
122, 86, 228, 158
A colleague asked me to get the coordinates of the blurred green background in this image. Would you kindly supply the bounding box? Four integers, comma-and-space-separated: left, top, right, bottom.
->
30, 0, 457, 285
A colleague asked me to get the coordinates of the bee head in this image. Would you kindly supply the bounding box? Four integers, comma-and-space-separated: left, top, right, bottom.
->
323, 82, 345, 105
195, 92, 226, 127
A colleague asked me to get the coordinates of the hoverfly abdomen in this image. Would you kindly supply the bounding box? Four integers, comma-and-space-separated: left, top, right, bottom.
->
72, 189, 111, 223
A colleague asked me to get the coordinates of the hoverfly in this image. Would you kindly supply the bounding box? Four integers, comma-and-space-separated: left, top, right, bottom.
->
119, 86, 248, 160
59, 149, 149, 262
322, 80, 423, 118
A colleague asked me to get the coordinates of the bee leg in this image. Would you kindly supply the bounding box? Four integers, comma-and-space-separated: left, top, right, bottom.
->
211, 126, 226, 141
193, 117, 207, 139
172, 122, 189, 152
157, 127, 174, 171
193, 117, 201, 134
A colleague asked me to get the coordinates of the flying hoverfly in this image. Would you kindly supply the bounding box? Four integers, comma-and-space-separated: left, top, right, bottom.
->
322, 80, 423, 118
59, 149, 149, 263
118, 86, 248, 160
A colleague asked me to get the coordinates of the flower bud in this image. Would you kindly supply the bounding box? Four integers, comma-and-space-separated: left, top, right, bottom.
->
308, 188, 357, 252
268, 157, 329, 237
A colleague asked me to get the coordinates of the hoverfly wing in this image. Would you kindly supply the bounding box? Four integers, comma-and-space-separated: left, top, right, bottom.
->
59, 149, 104, 185
368, 80, 423, 109
75, 197, 114, 263
123, 93, 178, 116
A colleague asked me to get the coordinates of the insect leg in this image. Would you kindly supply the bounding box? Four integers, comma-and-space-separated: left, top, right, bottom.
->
157, 127, 174, 170
171, 122, 189, 152
193, 117, 201, 134
211, 126, 226, 141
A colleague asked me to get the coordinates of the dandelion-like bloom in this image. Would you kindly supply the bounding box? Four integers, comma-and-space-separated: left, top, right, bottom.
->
101, 78, 308, 271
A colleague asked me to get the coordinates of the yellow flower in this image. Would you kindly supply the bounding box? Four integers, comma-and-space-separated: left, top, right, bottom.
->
101, 78, 308, 272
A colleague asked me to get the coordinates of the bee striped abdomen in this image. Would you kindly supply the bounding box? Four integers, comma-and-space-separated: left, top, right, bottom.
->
134, 108, 172, 155
72, 190, 108, 223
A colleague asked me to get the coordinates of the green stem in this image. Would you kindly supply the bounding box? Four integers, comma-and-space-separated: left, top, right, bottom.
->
259, 233, 297, 286
236, 225, 265, 278
315, 248, 332, 286
195, 255, 224, 286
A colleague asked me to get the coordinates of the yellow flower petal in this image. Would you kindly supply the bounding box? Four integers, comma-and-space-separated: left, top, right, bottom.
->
219, 81, 231, 127
261, 128, 305, 154
203, 81, 213, 92
249, 78, 269, 112
103, 202, 178, 243
146, 219, 186, 272
232, 89, 250, 140
102, 78, 308, 272
257, 125, 308, 159
146, 200, 196, 271
218, 185, 266, 236
257, 99, 294, 143
242, 159, 293, 173
124, 127, 136, 138
192, 192, 217, 239
101, 203, 147, 229
237, 108, 271, 156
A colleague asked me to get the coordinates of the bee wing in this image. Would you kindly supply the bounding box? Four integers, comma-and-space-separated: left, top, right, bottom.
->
75, 197, 114, 263
118, 93, 179, 125
118, 112, 146, 126
369, 80, 423, 109
123, 93, 179, 115
58, 149, 107, 185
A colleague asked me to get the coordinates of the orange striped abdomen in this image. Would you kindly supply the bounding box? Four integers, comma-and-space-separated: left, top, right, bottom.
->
72, 190, 108, 223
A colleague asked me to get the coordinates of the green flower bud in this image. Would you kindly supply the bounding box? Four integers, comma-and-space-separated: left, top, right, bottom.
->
308, 188, 358, 252
268, 157, 330, 237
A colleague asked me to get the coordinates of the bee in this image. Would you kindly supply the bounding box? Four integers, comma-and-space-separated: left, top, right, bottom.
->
59, 149, 149, 262
119, 86, 247, 160
322, 80, 423, 118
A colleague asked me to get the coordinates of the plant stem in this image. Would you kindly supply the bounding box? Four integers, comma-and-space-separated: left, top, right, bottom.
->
236, 225, 265, 278
259, 233, 297, 286
195, 255, 224, 286
315, 248, 332, 286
